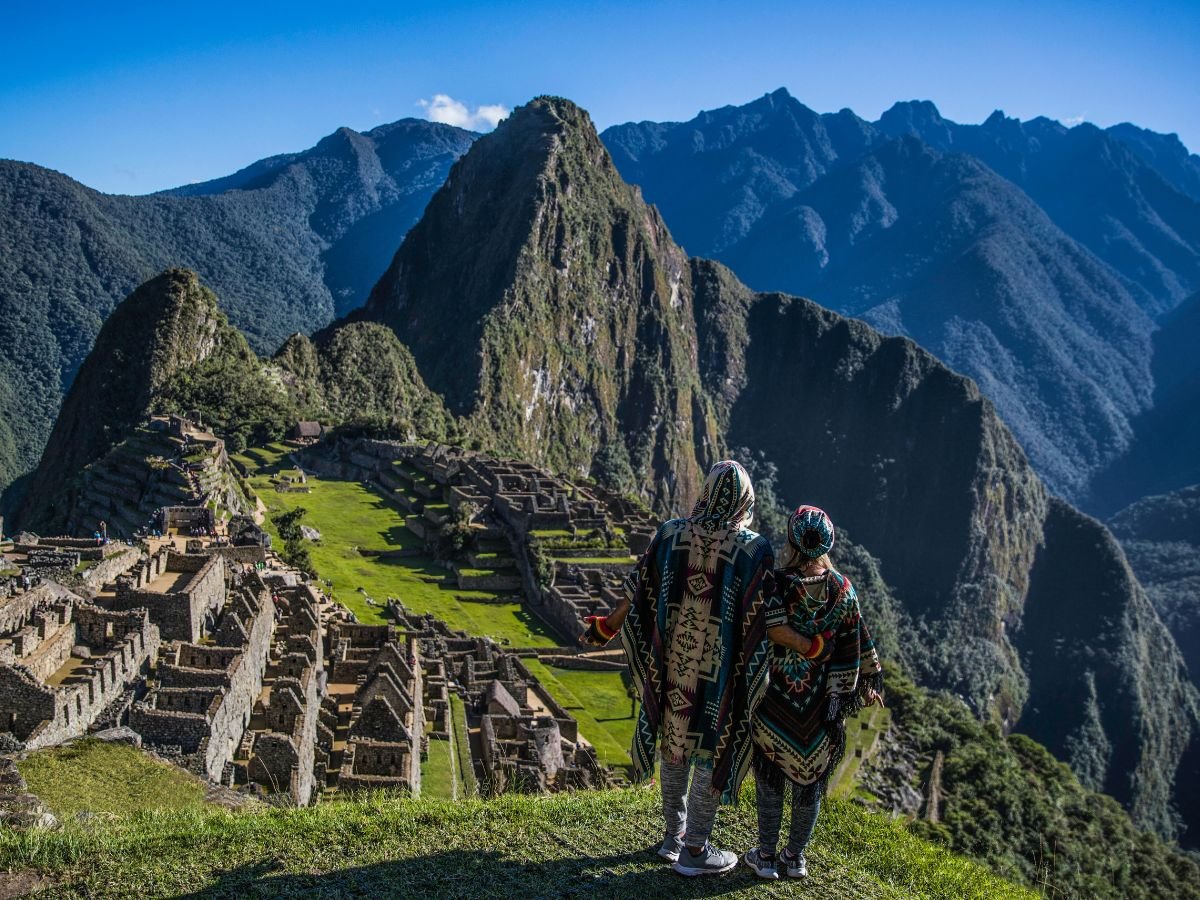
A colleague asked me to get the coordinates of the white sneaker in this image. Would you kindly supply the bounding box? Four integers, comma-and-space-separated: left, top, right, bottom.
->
780, 848, 808, 878
672, 842, 738, 876
743, 847, 779, 880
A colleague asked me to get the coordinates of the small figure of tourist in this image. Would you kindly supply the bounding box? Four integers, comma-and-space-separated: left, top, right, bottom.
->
742, 506, 883, 881
580, 460, 821, 877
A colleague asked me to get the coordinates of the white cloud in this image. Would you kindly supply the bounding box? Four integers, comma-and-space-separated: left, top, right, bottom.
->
1062, 114, 1086, 127
417, 94, 509, 131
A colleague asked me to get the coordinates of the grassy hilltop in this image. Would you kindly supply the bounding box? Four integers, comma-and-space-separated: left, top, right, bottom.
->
0, 784, 1030, 899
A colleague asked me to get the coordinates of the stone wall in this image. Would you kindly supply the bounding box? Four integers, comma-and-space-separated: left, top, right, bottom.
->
113, 552, 226, 642
131, 583, 274, 782
2, 604, 159, 749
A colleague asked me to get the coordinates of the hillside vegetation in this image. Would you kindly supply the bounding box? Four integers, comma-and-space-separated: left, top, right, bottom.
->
0, 120, 473, 503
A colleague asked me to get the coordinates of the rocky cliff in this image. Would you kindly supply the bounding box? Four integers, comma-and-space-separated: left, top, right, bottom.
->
602, 90, 1200, 503
357, 97, 716, 511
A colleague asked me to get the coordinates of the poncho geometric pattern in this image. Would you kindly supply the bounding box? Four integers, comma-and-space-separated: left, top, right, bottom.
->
619, 460, 786, 804
751, 568, 883, 800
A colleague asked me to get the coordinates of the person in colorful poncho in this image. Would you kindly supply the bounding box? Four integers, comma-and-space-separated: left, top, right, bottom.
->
743, 505, 884, 880
580, 461, 825, 877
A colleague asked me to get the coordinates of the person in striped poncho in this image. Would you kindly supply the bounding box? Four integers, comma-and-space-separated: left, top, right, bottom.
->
743, 505, 884, 880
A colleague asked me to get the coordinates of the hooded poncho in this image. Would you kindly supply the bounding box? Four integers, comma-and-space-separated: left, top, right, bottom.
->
751, 568, 883, 799
619, 460, 786, 803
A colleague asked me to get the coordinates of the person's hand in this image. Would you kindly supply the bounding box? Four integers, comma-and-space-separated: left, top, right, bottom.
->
863, 687, 885, 708
579, 615, 616, 647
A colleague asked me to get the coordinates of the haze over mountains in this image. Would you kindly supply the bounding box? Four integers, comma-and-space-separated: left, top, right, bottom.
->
17, 96, 1199, 848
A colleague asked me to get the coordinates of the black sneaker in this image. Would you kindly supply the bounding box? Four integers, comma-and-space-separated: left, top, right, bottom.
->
743, 846, 779, 879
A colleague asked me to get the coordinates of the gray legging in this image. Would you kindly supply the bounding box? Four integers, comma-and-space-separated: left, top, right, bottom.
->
659, 755, 722, 847
754, 768, 822, 856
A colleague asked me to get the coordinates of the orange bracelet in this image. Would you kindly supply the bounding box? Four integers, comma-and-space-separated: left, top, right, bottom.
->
803, 633, 825, 660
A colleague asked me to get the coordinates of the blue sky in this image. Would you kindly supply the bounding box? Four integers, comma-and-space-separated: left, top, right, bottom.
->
1, 0, 1197, 194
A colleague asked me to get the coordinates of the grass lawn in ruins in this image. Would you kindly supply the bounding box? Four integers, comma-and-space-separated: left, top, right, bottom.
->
419, 738, 456, 801
17, 739, 209, 819
523, 660, 635, 768
0, 787, 1034, 899
234, 444, 557, 647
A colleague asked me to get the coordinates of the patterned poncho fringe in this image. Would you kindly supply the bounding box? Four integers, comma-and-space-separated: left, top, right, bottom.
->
619, 460, 783, 805
751, 568, 883, 803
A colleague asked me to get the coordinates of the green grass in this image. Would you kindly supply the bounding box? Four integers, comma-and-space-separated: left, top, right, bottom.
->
16, 739, 209, 819
0, 787, 1033, 898
548, 555, 635, 565
450, 695, 477, 799
523, 660, 633, 769
420, 739, 456, 801
235, 446, 559, 647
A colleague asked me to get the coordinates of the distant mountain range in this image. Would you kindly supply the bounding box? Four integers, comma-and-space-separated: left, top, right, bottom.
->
602, 89, 1200, 504
4, 90, 1197, 517
0, 119, 472, 505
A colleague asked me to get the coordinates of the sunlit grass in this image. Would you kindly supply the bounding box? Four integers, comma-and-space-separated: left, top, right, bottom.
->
17, 739, 209, 819
0, 786, 1034, 899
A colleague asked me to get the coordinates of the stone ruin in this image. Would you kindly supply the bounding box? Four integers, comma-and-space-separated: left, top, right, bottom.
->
111, 548, 227, 642
1, 491, 613, 808
388, 602, 601, 795
323, 622, 424, 795
0, 581, 160, 750
56, 413, 248, 541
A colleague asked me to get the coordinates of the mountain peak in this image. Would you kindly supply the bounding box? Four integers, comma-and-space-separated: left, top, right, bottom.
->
358, 94, 706, 510
876, 100, 951, 142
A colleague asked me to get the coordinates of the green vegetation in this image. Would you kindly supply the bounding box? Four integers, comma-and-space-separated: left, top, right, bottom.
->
0, 786, 1032, 899
243, 459, 550, 642
419, 739, 456, 801
17, 739, 209, 819
450, 695, 477, 799
523, 660, 633, 768
275, 324, 454, 442
269, 506, 314, 576
886, 669, 1200, 899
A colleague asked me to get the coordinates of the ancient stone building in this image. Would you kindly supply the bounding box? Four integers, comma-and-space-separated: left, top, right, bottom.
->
130, 571, 274, 782
111, 549, 226, 642
388, 602, 599, 795
238, 582, 326, 805
324, 622, 424, 795
0, 591, 160, 749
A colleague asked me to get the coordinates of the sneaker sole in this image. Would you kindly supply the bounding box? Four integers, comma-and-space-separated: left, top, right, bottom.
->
672, 858, 738, 877
742, 851, 779, 880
